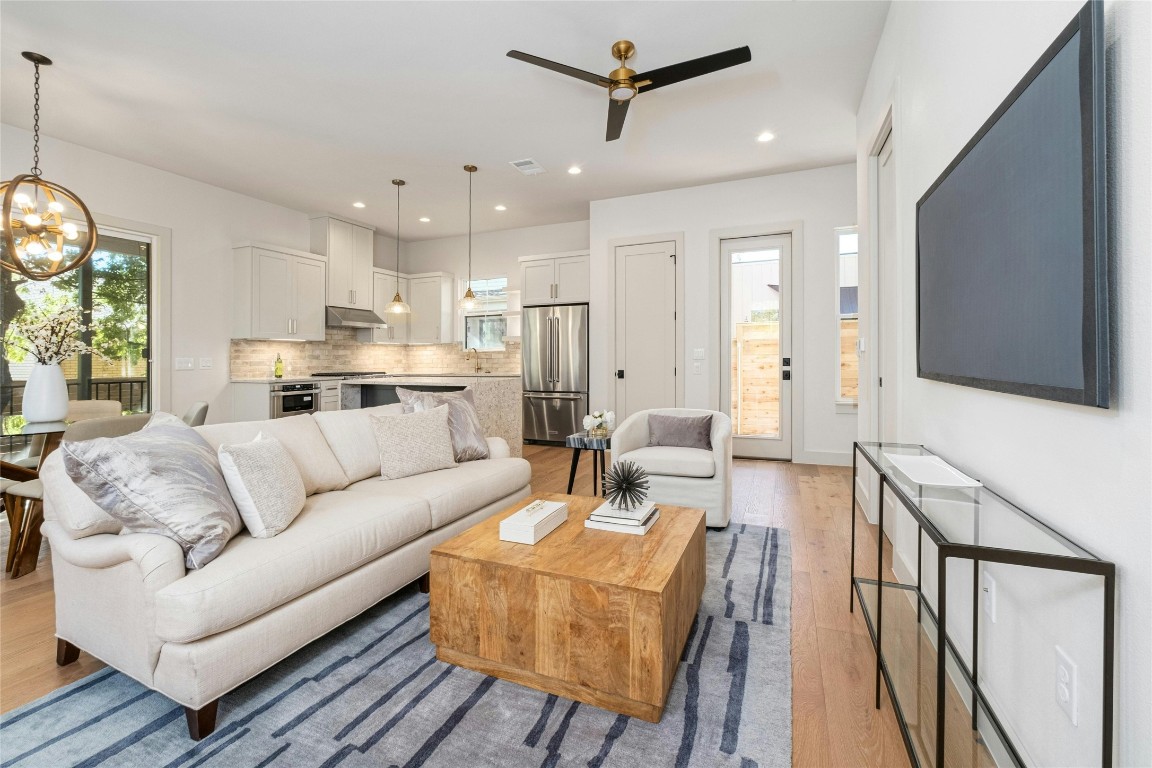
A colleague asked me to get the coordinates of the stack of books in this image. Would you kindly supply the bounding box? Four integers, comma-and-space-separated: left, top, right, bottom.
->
584, 501, 660, 535
499, 499, 568, 544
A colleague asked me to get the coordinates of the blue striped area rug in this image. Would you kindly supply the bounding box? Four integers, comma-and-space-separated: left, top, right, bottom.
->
0, 524, 790, 768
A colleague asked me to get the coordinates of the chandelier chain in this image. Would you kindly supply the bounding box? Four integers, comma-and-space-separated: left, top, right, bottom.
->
31, 61, 42, 177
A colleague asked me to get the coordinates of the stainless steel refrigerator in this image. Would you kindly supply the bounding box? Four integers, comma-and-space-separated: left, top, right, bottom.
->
522, 303, 589, 443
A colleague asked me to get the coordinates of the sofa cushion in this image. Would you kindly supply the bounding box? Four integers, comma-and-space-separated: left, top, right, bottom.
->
617, 446, 716, 479
314, 405, 404, 483
345, 457, 531, 529
397, 387, 489, 462
197, 414, 349, 495
40, 451, 123, 538
154, 491, 430, 643
218, 434, 306, 538
648, 413, 713, 450
370, 406, 457, 480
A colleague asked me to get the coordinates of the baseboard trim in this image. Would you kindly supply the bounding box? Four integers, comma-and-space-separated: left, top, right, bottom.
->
792, 449, 852, 467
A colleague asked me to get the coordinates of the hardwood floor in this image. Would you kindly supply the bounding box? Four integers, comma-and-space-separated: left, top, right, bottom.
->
1, 445, 912, 767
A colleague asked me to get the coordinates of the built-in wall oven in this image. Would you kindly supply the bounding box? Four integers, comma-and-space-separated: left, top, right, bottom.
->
269, 382, 320, 418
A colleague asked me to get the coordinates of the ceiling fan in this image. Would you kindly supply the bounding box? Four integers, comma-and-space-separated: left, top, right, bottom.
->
507, 41, 752, 142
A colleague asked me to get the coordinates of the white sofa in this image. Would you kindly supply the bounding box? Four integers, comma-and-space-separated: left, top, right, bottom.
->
610, 408, 733, 528
39, 406, 531, 739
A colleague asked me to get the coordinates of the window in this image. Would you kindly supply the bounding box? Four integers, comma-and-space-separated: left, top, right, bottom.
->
461, 276, 508, 350
836, 228, 859, 403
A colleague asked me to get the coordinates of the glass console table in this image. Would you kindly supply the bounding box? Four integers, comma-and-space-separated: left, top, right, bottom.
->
850, 442, 1115, 768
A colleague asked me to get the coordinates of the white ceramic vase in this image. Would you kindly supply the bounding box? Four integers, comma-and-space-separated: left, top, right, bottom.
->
22, 362, 70, 423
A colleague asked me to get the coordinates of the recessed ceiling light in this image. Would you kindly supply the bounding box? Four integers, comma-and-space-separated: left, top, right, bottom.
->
352, 201, 366, 208
418, 217, 431, 223
494, 205, 507, 212
567, 165, 582, 175
757, 131, 775, 143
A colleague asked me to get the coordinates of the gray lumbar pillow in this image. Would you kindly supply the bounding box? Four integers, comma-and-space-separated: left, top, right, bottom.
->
61, 412, 242, 569
396, 387, 490, 462
370, 404, 458, 480
648, 413, 713, 451
218, 433, 306, 538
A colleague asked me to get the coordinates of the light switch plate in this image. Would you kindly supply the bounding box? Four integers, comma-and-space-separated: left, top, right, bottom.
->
199, 357, 213, 369
175, 357, 194, 371
693, 348, 705, 361
1055, 645, 1079, 726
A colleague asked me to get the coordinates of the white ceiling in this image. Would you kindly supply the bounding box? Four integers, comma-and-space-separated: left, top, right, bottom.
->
0, 1, 889, 241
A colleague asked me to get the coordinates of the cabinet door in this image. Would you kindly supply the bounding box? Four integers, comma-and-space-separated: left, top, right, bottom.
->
351, 225, 374, 308
326, 218, 354, 307
555, 255, 590, 303
407, 276, 442, 343
253, 248, 292, 338
521, 260, 556, 305
293, 256, 328, 341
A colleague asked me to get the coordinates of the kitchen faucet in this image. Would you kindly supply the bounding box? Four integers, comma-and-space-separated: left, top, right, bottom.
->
467, 347, 482, 373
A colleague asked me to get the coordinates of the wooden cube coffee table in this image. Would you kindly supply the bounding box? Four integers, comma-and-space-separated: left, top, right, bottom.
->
429, 492, 706, 722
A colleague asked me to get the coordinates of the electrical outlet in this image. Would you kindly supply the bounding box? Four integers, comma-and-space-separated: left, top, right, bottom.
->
199, 357, 213, 369
175, 357, 194, 371
692, 361, 703, 375
982, 572, 997, 623
1055, 645, 1079, 726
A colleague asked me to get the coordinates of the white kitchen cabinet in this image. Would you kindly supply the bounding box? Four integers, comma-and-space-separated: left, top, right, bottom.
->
357, 269, 410, 344
519, 252, 589, 305
233, 243, 328, 341
319, 380, 341, 411
310, 216, 374, 310
407, 272, 454, 344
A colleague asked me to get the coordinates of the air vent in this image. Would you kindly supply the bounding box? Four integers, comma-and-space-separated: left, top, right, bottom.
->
509, 158, 546, 176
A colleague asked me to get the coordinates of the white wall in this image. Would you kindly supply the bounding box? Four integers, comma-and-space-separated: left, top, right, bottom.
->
589, 164, 858, 465
2, 124, 312, 422
401, 220, 589, 289
855, 1, 1150, 765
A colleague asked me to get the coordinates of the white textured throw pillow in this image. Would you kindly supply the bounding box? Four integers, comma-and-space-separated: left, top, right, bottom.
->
370, 405, 457, 480
218, 434, 306, 538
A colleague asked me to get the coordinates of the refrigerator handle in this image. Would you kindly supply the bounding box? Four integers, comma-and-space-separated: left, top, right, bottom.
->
553, 316, 561, 384
547, 316, 554, 384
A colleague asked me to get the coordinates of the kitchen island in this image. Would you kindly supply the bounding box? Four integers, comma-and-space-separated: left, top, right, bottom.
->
340, 375, 522, 457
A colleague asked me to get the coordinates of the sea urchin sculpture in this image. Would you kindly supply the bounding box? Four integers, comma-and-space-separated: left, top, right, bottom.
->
603, 460, 650, 512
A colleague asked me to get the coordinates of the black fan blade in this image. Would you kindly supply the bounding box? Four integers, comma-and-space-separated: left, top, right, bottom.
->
606, 98, 630, 141
507, 50, 610, 87
634, 46, 751, 93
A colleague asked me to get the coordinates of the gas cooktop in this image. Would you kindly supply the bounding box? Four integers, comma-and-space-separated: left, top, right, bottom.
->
310, 372, 387, 379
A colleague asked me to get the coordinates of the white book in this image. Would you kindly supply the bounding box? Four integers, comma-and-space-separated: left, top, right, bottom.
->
499, 500, 568, 545
590, 500, 655, 522
584, 510, 661, 536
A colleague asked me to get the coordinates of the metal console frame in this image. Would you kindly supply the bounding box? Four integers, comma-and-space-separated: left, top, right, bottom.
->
849, 441, 1116, 768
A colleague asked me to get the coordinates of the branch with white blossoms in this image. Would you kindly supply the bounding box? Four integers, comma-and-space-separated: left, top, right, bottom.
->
3, 305, 101, 365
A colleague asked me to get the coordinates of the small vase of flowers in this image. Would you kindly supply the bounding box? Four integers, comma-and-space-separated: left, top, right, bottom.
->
583, 409, 615, 438
4, 306, 97, 423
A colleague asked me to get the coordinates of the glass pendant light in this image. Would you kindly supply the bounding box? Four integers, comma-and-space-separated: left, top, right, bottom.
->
1, 53, 98, 281
384, 179, 411, 314
458, 164, 482, 312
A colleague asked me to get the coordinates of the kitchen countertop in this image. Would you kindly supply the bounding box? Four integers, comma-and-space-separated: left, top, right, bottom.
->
232, 374, 519, 384
231, 376, 345, 384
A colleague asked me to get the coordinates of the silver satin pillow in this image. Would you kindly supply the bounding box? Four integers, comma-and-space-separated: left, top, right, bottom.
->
61, 412, 242, 569
370, 405, 458, 480
396, 387, 490, 462
648, 413, 713, 451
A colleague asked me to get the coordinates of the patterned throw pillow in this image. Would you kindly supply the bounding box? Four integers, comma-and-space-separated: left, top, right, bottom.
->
369, 405, 457, 480
218, 434, 306, 538
648, 413, 714, 451
396, 387, 490, 462
61, 412, 242, 569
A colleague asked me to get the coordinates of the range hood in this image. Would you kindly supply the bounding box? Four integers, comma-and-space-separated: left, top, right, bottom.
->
326, 306, 387, 329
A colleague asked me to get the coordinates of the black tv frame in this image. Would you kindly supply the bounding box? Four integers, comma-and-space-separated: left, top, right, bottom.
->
915, 0, 1109, 407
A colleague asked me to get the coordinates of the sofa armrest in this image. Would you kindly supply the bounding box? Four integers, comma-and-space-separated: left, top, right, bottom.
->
43, 523, 186, 586
610, 412, 650, 461
486, 437, 510, 459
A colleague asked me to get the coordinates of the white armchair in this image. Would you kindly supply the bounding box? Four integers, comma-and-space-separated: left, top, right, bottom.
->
610, 409, 733, 528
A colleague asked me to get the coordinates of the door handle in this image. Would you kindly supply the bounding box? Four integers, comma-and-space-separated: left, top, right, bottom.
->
783, 370, 791, 381
546, 316, 554, 383
616, 369, 625, 379
782, 357, 791, 367
553, 319, 561, 383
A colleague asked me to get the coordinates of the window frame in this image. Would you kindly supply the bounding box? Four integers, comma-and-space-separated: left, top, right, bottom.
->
835, 226, 860, 409
459, 275, 509, 351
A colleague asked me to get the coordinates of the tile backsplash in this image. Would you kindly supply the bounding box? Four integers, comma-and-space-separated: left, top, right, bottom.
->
230, 328, 521, 379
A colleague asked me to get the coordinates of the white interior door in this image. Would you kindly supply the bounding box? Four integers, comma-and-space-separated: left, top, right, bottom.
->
614, 241, 676, 419
720, 234, 792, 460
877, 133, 898, 538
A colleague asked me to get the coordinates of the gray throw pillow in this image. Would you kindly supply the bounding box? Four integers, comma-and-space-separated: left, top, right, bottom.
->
370, 405, 458, 480
218, 433, 306, 538
648, 413, 713, 450
396, 387, 490, 462
61, 412, 242, 569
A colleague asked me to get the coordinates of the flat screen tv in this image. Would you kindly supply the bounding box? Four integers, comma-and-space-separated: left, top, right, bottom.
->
916, 1, 1108, 407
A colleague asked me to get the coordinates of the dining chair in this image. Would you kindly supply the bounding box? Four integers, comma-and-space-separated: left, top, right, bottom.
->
182, 401, 209, 427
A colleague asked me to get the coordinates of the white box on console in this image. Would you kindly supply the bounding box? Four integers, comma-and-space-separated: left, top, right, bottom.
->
499, 500, 568, 545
